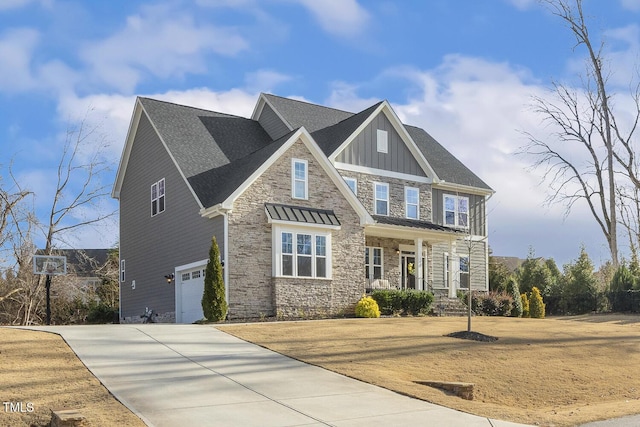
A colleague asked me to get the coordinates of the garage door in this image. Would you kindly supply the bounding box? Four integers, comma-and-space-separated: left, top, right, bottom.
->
178, 266, 206, 324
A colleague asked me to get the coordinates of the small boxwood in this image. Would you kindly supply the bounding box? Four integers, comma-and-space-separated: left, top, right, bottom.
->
370, 290, 434, 316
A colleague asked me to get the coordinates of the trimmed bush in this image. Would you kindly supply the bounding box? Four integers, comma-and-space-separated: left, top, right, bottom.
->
529, 287, 546, 319
355, 296, 381, 318
460, 291, 512, 316
507, 277, 523, 317
521, 293, 530, 318
202, 236, 228, 322
370, 290, 433, 316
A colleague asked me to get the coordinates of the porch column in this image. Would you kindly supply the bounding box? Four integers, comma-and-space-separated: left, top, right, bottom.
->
415, 238, 423, 290
448, 239, 457, 298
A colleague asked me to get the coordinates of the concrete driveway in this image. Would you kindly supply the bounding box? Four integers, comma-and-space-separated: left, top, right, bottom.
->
28, 324, 534, 427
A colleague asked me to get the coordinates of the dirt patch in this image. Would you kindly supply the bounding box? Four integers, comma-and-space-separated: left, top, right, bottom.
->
219, 314, 640, 427
0, 328, 145, 427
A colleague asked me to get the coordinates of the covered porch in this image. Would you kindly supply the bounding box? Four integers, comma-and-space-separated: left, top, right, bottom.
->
364, 216, 466, 298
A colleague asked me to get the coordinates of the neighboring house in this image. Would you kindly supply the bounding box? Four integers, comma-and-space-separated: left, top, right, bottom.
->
112, 94, 494, 323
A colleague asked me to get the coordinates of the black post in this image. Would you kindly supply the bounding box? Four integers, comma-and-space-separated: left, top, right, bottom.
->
45, 274, 51, 325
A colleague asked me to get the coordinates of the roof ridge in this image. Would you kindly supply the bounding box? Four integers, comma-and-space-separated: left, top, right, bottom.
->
263, 93, 357, 115
138, 96, 243, 119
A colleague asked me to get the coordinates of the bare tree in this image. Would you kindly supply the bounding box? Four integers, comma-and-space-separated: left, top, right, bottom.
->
0, 110, 116, 324
522, 0, 624, 266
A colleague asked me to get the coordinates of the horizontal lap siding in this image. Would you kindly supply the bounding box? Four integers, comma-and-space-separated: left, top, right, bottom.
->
119, 112, 224, 321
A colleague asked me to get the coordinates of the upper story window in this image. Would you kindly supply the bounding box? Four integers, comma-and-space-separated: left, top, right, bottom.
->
444, 194, 469, 228
405, 187, 419, 220
120, 259, 125, 282
374, 182, 389, 216
343, 177, 357, 195
151, 178, 165, 216
292, 159, 308, 200
376, 129, 388, 153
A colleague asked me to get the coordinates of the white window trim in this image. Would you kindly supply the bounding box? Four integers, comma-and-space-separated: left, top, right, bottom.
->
273, 224, 332, 279
405, 186, 420, 220
151, 178, 166, 217
343, 177, 357, 195
365, 246, 384, 280
377, 129, 388, 154
120, 259, 125, 282
443, 194, 469, 229
374, 182, 389, 216
291, 158, 308, 200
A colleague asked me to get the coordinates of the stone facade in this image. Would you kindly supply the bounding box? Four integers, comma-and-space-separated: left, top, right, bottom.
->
121, 310, 176, 324
227, 138, 365, 319
338, 170, 432, 222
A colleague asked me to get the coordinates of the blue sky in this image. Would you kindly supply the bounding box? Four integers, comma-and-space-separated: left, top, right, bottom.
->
1, 0, 640, 267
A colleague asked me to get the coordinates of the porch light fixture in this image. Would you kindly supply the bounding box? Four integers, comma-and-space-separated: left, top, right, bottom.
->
396, 248, 400, 255
164, 273, 174, 284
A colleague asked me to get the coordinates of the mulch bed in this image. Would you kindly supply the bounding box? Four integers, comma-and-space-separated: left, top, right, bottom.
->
446, 330, 498, 342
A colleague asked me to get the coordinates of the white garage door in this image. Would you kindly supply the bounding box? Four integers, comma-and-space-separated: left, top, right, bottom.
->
178, 266, 206, 324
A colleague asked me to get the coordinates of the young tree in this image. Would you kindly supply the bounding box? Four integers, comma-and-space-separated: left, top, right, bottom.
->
507, 276, 523, 317
202, 236, 227, 322
529, 287, 546, 319
563, 247, 598, 314
516, 248, 553, 295
489, 256, 512, 292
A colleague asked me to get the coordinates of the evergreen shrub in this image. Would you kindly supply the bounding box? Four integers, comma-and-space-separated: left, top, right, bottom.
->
355, 296, 380, 318
529, 287, 546, 318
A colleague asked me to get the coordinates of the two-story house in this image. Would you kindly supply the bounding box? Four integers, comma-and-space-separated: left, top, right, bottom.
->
112, 93, 493, 323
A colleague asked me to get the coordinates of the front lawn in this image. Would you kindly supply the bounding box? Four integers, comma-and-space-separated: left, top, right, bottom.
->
220, 314, 640, 427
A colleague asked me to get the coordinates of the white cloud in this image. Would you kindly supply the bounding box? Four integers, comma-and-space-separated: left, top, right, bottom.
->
621, 0, 640, 11
0, 0, 52, 11
504, 0, 537, 11
244, 69, 292, 92
0, 28, 39, 92
294, 0, 370, 38
80, 4, 249, 93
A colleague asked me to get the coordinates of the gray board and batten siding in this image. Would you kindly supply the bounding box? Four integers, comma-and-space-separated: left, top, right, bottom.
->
432, 188, 486, 237
119, 111, 224, 320
335, 112, 427, 178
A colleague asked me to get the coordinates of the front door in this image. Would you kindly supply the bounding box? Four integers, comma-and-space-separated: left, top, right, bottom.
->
401, 254, 416, 290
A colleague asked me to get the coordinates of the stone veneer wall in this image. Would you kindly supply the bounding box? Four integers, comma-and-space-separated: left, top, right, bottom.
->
339, 170, 432, 222
227, 138, 365, 319
121, 310, 176, 324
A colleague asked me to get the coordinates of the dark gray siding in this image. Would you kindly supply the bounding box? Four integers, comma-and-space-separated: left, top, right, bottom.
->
336, 112, 426, 177
257, 103, 290, 140
432, 188, 486, 236
119, 112, 225, 320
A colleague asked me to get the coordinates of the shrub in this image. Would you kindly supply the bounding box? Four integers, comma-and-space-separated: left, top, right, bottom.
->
87, 302, 119, 324
355, 296, 380, 318
202, 236, 227, 322
521, 293, 530, 318
506, 277, 523, 317
529, 287, 546, 318
370, 290, 433, 316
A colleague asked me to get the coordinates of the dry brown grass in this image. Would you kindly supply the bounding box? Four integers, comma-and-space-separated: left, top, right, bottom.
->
220, 314, 640, 427
0, 328, 145, 427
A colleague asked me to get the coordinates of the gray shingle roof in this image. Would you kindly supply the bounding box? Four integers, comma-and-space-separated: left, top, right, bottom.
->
263, 94, 354, 133
137, 94, 491, 210
406, 125, 492, 190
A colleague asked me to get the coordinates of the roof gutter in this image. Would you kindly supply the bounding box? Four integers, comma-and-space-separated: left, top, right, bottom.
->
200, 202, 232, 218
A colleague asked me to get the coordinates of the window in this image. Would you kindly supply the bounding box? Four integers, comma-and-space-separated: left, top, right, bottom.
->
292, 159, 308, 199
278, 229, 330, 278
374, 182, 389, 216
365, 247, 383, 280
444, 194, 469, 228
344, 177, 357, 195
377, 129, 388, 153
405, 187, 419, 219
151, 178, 166, 216
459, 256, 469, 289
120, 259, 125, 282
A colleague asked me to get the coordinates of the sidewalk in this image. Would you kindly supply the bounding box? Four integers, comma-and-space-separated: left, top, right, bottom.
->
28, 324, 534, 427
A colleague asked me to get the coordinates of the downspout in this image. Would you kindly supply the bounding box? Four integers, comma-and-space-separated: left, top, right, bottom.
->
223, 212, 230, 307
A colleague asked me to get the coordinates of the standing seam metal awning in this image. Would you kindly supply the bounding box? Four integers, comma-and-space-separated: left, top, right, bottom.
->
265, 203, 340, 226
